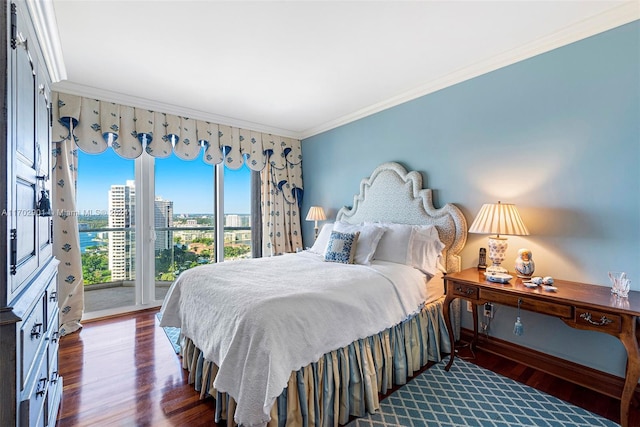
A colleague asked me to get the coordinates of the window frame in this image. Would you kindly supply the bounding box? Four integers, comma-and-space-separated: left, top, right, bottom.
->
82, 152, 249, 317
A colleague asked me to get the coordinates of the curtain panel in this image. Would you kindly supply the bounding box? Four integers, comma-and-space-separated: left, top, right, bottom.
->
51, 99, 83, 336
261, 161, 303, 256
51, 92, 303, 332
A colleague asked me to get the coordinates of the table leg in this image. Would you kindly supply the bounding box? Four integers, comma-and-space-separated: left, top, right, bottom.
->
443, 294, 456, 371
618, 317, 640, 427
471, 303, 479, 351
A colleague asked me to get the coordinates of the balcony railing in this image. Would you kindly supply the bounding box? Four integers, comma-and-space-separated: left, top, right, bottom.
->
79, 226, 251, 313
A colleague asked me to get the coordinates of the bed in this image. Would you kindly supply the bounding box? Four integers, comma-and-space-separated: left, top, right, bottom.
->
159, 161, 467, 427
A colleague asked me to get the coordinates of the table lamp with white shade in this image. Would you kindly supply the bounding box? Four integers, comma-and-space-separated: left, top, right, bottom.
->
305, 206, 327, 239
468, 201, 529, 274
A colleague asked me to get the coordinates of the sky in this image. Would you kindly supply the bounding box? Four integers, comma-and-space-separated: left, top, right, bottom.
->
76, 150, 251, 215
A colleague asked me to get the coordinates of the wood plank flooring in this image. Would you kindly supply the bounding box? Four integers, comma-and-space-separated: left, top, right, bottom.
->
56, 309, 632, 426
56, 309, 217, 427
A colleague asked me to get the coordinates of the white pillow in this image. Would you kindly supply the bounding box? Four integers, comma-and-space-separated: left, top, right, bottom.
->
367, 222, 446, 276
308, 222, 334, 255
368, 222, 413, 264
333, 222, 386, 265
407, 225, 446, 276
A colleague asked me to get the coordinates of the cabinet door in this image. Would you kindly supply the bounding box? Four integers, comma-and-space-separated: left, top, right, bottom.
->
9, 2, 39, 300
36, 69, 53, 264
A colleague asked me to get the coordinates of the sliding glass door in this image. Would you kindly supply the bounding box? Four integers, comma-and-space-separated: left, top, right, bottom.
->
153, 155, 216, 300
77, 150, 136, 313
223, 164, 252, 260
77, 150, 253, 317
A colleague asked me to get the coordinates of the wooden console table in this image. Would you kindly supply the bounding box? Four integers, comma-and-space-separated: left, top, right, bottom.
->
443, 268, 640, 427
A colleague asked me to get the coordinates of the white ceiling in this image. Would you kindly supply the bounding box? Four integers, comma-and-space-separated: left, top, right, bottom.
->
47, 1, 637, 139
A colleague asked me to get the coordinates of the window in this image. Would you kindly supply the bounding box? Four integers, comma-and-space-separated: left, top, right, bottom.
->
154, 155, 216, 300
223, 164, 252, 260
77, 151, 136, 312
77, 150, 252, 316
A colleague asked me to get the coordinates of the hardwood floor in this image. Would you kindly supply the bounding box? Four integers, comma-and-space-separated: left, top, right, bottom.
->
56, 309, 218, 427
57, 309, 633, 426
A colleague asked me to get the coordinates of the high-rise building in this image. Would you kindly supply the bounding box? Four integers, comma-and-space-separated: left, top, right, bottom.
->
108, 180, 136, 281
225, 214, 241, 227
154, 197, 174, 251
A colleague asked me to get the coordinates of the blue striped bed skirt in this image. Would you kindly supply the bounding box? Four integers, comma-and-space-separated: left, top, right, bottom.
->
180, 295, 460, 426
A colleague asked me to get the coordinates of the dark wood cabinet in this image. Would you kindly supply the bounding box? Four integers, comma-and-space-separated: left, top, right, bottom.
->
1, 1, 61, 425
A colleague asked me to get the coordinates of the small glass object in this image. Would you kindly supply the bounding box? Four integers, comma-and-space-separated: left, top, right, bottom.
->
609, 271, 627, 297
619, 278, 631, 298
612, 294, 630, 309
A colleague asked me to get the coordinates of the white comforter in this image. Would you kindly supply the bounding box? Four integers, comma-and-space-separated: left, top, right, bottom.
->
159, 251, 428, 427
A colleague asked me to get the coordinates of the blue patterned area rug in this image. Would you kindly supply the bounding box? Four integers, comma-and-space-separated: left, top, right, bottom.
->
156, 312, 181, 353
348, 359, 617, 427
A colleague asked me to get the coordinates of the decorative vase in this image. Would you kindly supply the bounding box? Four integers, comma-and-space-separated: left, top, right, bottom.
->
514, 248, 535, 278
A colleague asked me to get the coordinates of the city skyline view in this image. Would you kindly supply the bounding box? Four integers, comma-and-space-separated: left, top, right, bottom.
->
76, 150, 251, 215
76, 149, 253, 289
80, 181, 252, 286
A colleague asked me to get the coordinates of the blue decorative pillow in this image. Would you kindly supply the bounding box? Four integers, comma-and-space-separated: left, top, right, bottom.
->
324, 231, 360, 264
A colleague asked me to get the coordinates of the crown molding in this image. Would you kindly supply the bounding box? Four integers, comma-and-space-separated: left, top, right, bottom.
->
300, 2, 640, 139
31, 0, 638, 141
30, 0, 299, 139
26, 0, 67, 82
52, 81, 302, 139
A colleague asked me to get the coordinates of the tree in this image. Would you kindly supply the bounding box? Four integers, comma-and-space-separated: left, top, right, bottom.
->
82, 252, 111, 285
224, 245, 250, 259
155, 246, 200, 279
192, 237, 213, 245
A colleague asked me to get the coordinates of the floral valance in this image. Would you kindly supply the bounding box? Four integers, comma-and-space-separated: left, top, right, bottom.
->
52, 92, 303, 203
52, 91, 302, 171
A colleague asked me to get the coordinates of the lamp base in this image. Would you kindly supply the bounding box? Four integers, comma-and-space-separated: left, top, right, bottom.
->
487, 236, 509, 275
486, 264, 508, 274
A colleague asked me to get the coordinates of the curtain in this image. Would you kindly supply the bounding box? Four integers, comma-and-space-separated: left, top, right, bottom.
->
261, 151, 304, 255
52, 93, 302, 171
52, 92, 303, 331
52, 93, 83, 336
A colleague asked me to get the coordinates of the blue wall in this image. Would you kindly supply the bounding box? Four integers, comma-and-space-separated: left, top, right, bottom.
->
301, 22, 640, 377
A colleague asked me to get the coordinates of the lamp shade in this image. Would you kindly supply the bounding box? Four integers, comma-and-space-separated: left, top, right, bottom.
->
305, 206, 327, 222
468, 201, 529, 237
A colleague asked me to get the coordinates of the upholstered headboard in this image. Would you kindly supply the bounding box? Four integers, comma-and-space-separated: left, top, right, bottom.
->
336, 162, 467, 273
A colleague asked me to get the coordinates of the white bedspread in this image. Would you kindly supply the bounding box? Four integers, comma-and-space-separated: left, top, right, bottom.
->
159, 251, 429, 427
